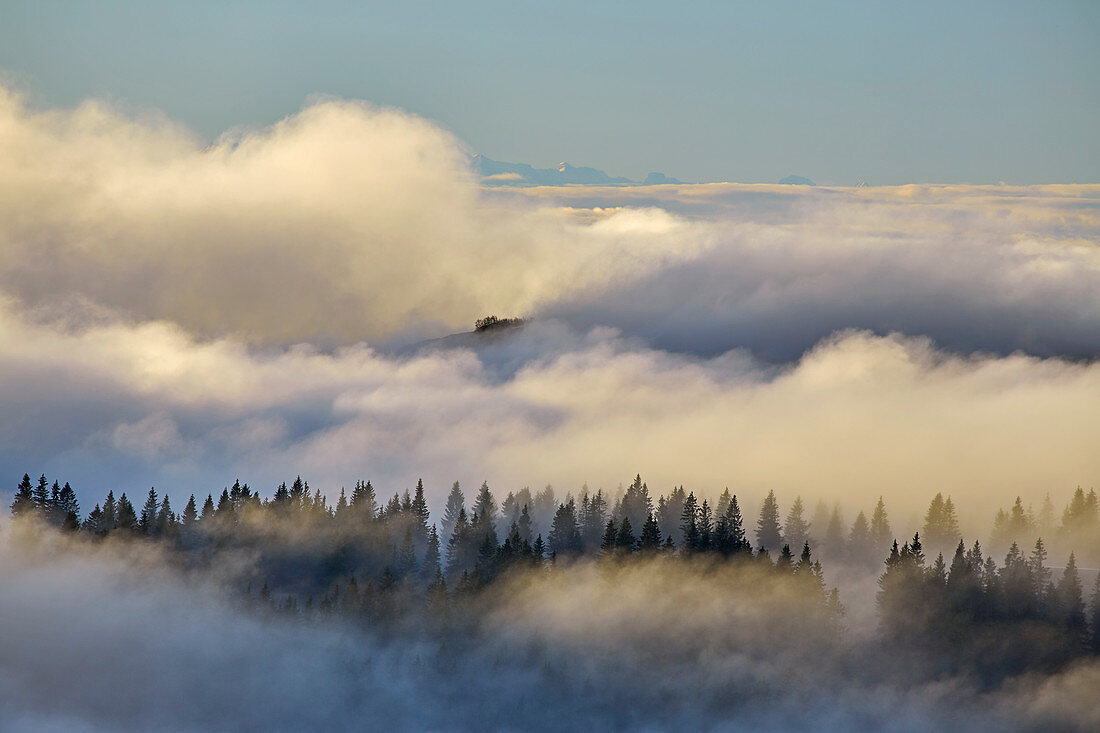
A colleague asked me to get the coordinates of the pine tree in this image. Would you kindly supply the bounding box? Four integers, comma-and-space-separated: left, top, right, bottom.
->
619, 475, 652, 534
472, 481, 498, 530
48, 481, 61, 525
116, 493, 138, 533
216, 488, 233, 518
697, 500, 712, 552
601, 518, 617, 553
657, 486, 687, 545
518, 504, 533, 542
445, 507, 470, 576
82, 504, 103, 534
140, 488, 160, 535
200, 494, 216, 521
716, 488, 732, 520
638, 512, 662, 551
350, 480, 378, 521
775, 543, 794, 573
10, 473, 35, 517
32, 474, 50, 517
101, 491, 117, 533
289, 476, 306, 508
156, 494, 176, 536
580, 489, 608, 550
1088, 571, 1100, 652
680, 492, 700, 553
56, 482, 80, 529
398, 528, 418, 578
755, 490, 783, 552
440, 481, 465, 542
783, 497, 810, 551
181, 494, 198, 526
548, 499, 581, 556
1056, 553, 1086, 637
615, 517, 635, 552
421, 525, 442, 582
411, 479, 430, 542
1029, 538, 1052, 610
848, 511, 872, 562
533, 534, 546, 561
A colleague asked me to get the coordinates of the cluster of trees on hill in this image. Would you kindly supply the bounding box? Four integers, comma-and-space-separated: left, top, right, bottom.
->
8, 470, 1100, 677
878, 532, 1098, 682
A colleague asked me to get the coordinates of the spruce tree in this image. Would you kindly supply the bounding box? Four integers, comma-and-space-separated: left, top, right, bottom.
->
48, 481, 61, 525
445, 507, 470, 576
619, 475, 652, 534
440, 481, 465, 541
398, 528, 418, 578
32, 474, 50, 517
116, 493, 138, 533
1029, 538, 1052, 609
216, 488, 233, 518
57, 482, 80, 527
548, 499, 581, 556
724, 494, 747, 553
755, 490, 783, 552
200, 494, 216, 521
350, 480, 378, 521
867, 496, 889, 546
600, 518, 617, 553
615, 517, 635, 552
10, 473, 35, 517
421, 525, 442, 582
848, 511, 872, 562
1057, 553, 1086, 636
82, 504, 103, 534
680, 492, 699, 553
697, 500, 712, 552
518, 504, 533, 542
783, 497, 810, 551
156, 494, 176, 536
638, 512, 662, 551
1088, 571, 1100, 652
181, 495, 198, 526
140, 488, 160, 535
411, 479, 430, 542
101, 491, 117, 533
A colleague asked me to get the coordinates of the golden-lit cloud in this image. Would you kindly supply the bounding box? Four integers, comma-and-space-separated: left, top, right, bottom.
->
0, 86, 701, 344
0, 86, 1098, 529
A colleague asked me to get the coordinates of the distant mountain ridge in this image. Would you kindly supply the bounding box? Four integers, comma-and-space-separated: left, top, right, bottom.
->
473, 154, 683, 187
778, 175, 815, 186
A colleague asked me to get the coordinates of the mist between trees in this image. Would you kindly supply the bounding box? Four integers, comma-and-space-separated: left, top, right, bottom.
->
4, 472, 1100, 731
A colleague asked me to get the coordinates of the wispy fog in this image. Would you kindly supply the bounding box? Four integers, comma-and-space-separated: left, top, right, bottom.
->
2, 531, 1098, 732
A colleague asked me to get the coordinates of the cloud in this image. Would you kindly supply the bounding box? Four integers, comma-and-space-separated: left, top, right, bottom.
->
3, 84, 1098, 362
0, 85, 700, 346
1, 297, 1097, 529
0, 84, 1097, 535
533, 184, 1100, 360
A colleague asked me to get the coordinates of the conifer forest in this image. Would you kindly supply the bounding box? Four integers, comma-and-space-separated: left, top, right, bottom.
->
6, 472, 1100, 730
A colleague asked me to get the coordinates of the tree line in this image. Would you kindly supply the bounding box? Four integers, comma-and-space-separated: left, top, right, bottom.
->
8, 470, 1100, 680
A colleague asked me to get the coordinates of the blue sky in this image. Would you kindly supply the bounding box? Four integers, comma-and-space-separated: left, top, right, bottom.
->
1, 1, 1097, 182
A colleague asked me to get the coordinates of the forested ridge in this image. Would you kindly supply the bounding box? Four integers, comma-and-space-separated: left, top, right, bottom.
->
8, 472, 1100, 687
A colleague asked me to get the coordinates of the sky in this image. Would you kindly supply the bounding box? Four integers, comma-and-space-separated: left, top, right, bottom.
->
1, 0, 1097, 184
